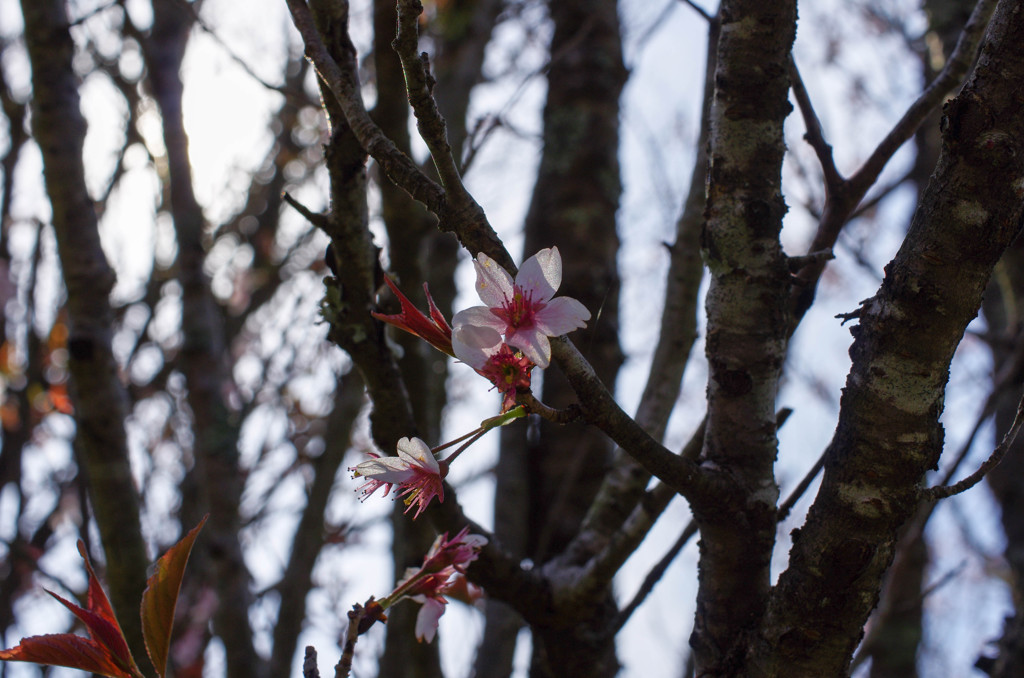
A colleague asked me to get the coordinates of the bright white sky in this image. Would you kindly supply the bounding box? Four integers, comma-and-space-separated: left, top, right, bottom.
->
0, 0, 1010, 676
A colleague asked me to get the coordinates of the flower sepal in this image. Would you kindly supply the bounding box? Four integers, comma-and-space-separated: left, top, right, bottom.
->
480, 406, 526, 432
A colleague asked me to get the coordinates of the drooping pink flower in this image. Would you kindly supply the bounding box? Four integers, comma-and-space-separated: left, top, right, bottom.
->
411, 593, 447, 643
388, 528, 488, 642
420, 526, 488, 574
349, 437, 446, 519
372, 278, 454, 357
452, 325, 534, 411
452, 247, 590, 368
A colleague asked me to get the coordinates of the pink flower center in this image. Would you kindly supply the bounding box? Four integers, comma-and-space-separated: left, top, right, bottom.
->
495, 288, 544, 329
482, 347, 532, 390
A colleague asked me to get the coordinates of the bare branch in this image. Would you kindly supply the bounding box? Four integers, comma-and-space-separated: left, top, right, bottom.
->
791, 0, 999, 319
924, 389, 1024, 501
392, 0, 467, 196
789, 57, 843, 191
284, 0, 446, 214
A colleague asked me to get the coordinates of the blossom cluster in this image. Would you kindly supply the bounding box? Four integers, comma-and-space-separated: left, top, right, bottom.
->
346, 247, 588, 645
354, 247, 590, 518
384, 526, 488, 642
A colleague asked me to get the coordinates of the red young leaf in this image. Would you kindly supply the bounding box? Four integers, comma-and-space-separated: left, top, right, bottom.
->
0, 633, 137, 678
142, 516, 207, 678
0, 542, 143, 678
76, 542, 138, 673
44, 590, 141, 678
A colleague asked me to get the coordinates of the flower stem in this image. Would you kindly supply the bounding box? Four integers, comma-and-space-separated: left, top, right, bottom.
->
431, 427, 484, 455
440, 429, 488, 467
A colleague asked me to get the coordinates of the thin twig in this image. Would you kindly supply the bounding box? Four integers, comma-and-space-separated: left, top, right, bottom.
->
170, 0, 295, 96
612, 422, 823, 630
392, 0, 466, 196
335, 604, 366, 678
847, 0, 996, 199
923, 389, 1024, 501
283, 0, 446, 216
69, 0, 119, 26
613, 519, 697, 632
788, 57, 843, 191
283, 191, 329, 230
849, 167, 915, 219
790, 0, 998, 317
677, 0, 713, 23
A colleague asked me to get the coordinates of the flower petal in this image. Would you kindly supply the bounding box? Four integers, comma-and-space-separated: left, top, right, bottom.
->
452, 325, 502, 369
352, 454, 416, 478
472, 253, 515, 308
397, 437, 440, 474
534, 296, 590, 336
452, 306, 506, 333
514, 247, 560, 303
413, 597, 447, 643
505, 328, 551, 368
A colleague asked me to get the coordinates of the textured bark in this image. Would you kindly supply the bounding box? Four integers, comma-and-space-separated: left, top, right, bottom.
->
308, 1, 417, 451
19, 0, 149, 662
762, 1, 1024, 674
693, 0, 795, 674
861, 4, 976, 671
140, 4, 259, 677
505, 0, 626, 675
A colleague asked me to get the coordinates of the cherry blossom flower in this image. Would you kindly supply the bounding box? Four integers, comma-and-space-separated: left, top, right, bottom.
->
420, 526, 488, 574
452, 247, 590, 368
349, 437, 446, 519
372, 277, 454, 357
453, 325, 534, 411
387, 528, 488, 642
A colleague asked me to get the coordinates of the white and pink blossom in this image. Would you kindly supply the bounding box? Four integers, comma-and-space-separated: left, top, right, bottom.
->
386, 528, 488, 642
349, 437, 446, 519
452, 325, 535, 411
452, 247, 590, 369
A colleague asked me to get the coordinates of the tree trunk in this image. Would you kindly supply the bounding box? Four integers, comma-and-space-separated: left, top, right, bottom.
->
20, 0, 149, 662
514, 0, 627, 674
692, 0, 795, 673
762, 2, 1024, 673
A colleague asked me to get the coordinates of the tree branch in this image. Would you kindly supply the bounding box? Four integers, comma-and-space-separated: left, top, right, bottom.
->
763, 2, 1024, 671
20, 0, 149, 661
791, 0, 998, 319
924, 389, 1024, 501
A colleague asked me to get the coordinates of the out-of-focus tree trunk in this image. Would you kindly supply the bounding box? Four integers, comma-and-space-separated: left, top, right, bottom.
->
19, 0, 150, 662
268, 372, 364, 677
485, 0, 627, 675
139, 3, 259, 677
983, 236, 1024, 678
369, 2, 445, 673
370, 0, 501, 674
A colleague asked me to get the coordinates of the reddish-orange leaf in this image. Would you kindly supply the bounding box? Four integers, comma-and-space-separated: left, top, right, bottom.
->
0, 542, 144, 678
0, 633, 136, 678
75, 542, 140, 677
46, 590, 140, 678
142, 516, 207, 678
